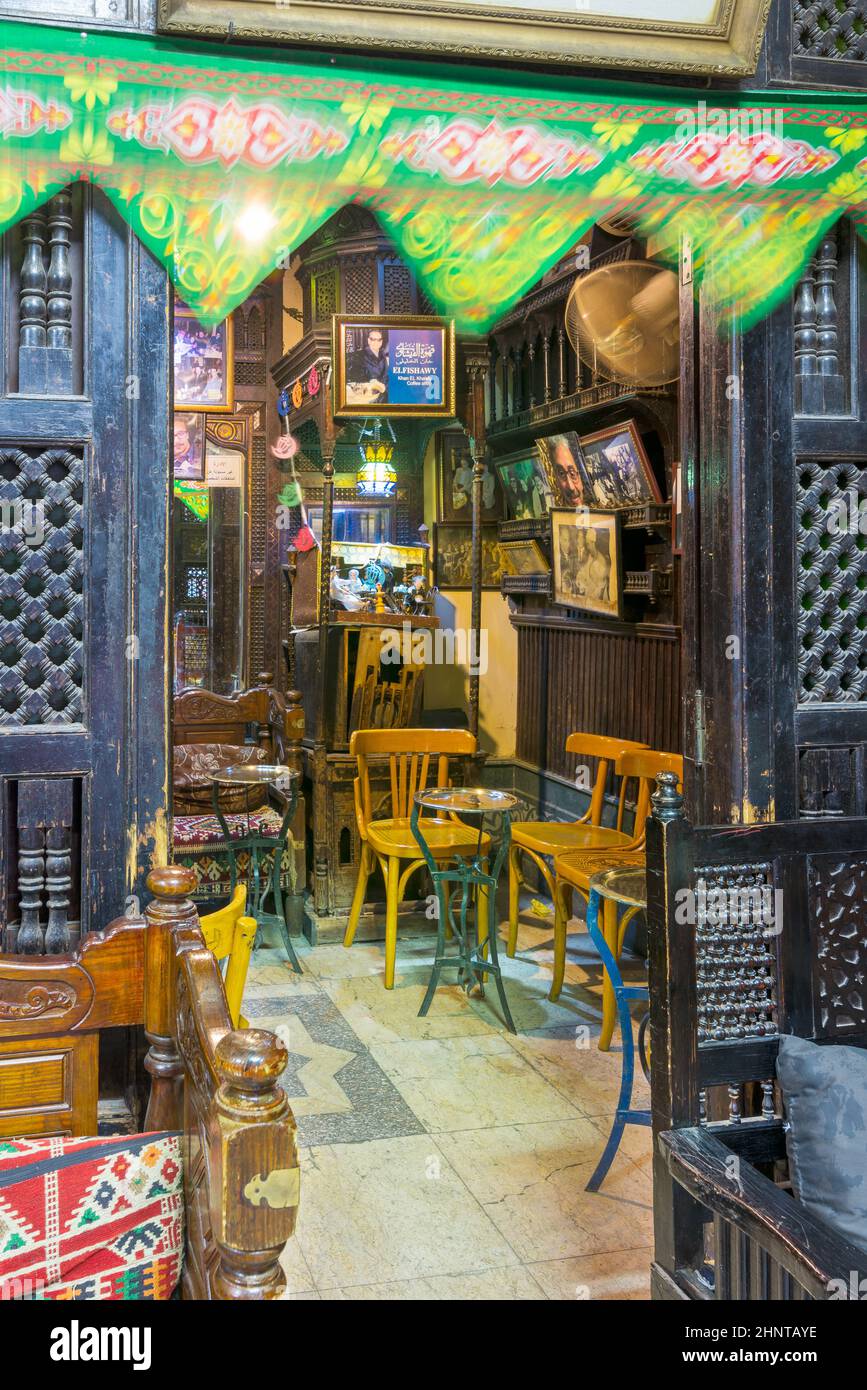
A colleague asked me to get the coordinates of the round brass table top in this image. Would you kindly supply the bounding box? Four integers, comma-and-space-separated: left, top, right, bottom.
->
588, 865, 647, 910
414, 787, 518, 815
211, 763, 297, 789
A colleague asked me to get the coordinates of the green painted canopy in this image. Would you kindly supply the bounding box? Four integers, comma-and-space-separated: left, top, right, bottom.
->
1, 19, 865, 330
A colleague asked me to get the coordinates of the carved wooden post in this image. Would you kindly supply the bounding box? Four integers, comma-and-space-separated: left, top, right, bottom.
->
143, 864, 199, 1131
211, 1029, 298, 1300
18, 193, 74, 394
542, 327, 551, 404
19, 210, 47, 349
794, 226, 844, 414
556, 325, 566, 399
46, 192, 73, 351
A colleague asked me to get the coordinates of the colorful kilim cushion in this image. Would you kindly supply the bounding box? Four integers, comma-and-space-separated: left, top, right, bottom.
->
173, 810, 297, 902
0, 1132, 183, 1301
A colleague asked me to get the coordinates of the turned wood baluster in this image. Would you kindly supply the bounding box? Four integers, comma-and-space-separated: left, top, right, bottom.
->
44, 825, 72, 954
46, 191, 73, 350
542, 329, 551, 404
793, 257, 817, 381
15, 826, 46, 954
526, 339, 536, 408
556, 326, 566, 399
212, 1029, 298, 1300
143, 864, 199, 1132
19, 210, 47, 348
814, 229, 839, 378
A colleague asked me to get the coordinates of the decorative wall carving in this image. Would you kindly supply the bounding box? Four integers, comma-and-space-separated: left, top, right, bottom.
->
809, 854, 867, 1034
694, 864, 779, 1044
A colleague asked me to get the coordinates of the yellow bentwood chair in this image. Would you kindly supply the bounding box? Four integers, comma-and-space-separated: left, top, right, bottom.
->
507, 733, 649, 962
553, 748, 684, 1048
343, 728, 490, 989
199, 884, 257, 1028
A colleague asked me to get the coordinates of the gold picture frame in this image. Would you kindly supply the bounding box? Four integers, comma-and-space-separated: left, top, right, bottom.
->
174, 302, 234, 414
551, 507, 622, 619
333, 315, 456, 419
158, 0, 772, 78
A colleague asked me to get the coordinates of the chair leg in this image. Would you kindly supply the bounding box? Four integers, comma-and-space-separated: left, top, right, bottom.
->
549, 879, 571, 1002
344, 843, 371, 948
507, 844, 521, 957
598, 897, 619, 1052
384, 855, 400, 990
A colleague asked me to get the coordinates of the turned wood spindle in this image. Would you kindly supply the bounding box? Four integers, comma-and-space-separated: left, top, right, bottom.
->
143, 864, 199, 1132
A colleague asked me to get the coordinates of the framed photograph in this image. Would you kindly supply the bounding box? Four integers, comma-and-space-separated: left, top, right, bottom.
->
496, 449, 556, 522
437, 430, 502, 523
500, 539, 550, 577
551, 507, 622, 619
536, 431, 593, 509
159, 1, 771, 78
579, 421, 662, 508
333, 314, 456, 418
434, 525, 505, 590
173, 411, 205, 480
672, 460, 683, 556
174, 303, 234, 412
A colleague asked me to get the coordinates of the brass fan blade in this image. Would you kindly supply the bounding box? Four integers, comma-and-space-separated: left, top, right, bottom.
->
565, 261, 680, 387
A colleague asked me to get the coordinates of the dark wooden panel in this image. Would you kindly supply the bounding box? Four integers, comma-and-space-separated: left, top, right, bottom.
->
515, 617, 680, 773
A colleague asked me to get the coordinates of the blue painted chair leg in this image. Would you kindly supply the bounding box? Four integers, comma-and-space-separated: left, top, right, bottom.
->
584, 890, 650, 1192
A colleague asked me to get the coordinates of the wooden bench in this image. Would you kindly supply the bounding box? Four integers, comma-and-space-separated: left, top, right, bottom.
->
647, 772, 867, 1301
0, 866, 299, 1300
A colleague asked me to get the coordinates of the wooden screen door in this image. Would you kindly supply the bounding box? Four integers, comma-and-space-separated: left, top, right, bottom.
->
0, 187, 170, 949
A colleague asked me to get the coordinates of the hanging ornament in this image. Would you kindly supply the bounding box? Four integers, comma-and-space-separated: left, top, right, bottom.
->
291, 380, 304, 410
307, 365, 321, 397
271, 432, 299, 459
278, 480, 303, 509
277, 387, 290, 418
294, 524, 318, 553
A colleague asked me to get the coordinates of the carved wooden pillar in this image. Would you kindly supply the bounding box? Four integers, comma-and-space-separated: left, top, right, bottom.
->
12, 778, 75, 955
19, 210, 47, 350
794, 226, 844, 414
488, 342, 498, 423
557, 326, 566, 399
526, 338, 536, 409
212, 1029, 298, 1300
143, 865, 199, 1132
542, 329, 551, 404
47, 191, 73, 351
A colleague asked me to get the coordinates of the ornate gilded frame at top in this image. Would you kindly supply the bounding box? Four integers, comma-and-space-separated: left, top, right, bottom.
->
157, 0, 772, 77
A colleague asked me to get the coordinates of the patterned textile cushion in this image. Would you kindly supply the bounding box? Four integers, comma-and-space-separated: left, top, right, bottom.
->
777, 1034, 867, 1254
173, 807, 297, 903
173, 743, 267, 814
0, 1132, 183, 1301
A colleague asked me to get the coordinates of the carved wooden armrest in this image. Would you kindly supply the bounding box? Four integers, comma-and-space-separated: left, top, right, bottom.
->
660, 1126, 867, 1298
144, 867, 299, 1301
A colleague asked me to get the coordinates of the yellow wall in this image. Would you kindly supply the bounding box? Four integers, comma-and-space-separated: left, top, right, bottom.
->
422, 433, 518, 757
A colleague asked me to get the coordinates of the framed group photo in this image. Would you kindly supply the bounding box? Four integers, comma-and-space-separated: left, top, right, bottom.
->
496, 450, 556, 521
434, 525, 505, 590
578, 420, 662, 508
551, 508, 622, 619
437, 430, 502, 522
333, 314, 456, 418
174, 302, 234, 412
500, 539, 550, 578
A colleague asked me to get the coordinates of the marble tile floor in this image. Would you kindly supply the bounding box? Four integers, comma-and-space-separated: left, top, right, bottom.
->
243, 902, 653, 1302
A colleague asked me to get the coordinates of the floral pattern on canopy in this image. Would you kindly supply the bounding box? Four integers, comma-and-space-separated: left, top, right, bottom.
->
0, 20, 864, 330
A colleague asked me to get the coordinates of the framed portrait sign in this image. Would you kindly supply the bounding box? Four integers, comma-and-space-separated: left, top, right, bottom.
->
578, 421, 662, 509
434, 525, 505, 590
159, 1, 771, 78
437, 430, 502, 523
536, 432, 593, 510
551, 507, 622, 619
174, 302, 234, 412
333, 315, 456, 419
173, 412, 205, 481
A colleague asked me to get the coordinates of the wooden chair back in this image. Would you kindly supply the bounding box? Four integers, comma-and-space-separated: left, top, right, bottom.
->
646, 773, 867, 1300
564, 733, 649, 829
615, 748, 684, 846
173, 679, 304, 768
199, 884, 256, 1029
350, 727, 478, 833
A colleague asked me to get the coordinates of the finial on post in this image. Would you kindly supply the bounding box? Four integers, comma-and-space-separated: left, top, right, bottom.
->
143, 864, 198, 1131
651, 770, 684, 823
